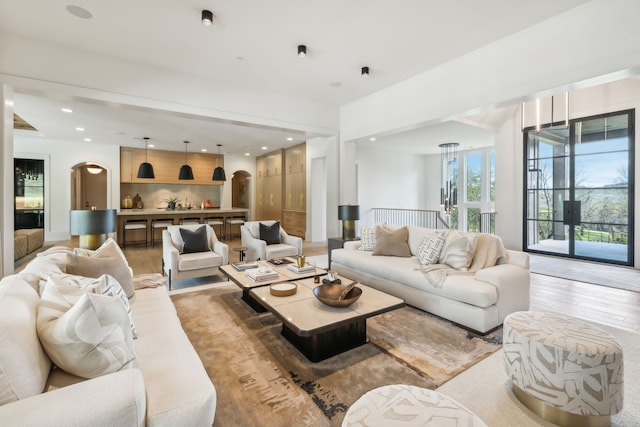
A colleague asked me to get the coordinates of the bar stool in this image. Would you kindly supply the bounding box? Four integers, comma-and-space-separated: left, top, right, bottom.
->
205, 216, 225, 239
225, 216, 245, 239
151, 219, 174, 247
179, 217, 201, 225
122, 219, 148, 248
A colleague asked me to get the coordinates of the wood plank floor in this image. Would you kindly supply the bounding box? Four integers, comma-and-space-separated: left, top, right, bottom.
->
20, 237, 640, 333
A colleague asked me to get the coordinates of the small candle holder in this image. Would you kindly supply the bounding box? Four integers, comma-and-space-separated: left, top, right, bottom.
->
313, 262, 320, 283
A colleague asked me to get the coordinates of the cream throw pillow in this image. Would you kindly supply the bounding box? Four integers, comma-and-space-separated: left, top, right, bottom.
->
439, 231, 477, 270
416, 232, 446, 265
37, 282, 136, 379
372, 225, 411, 257
359, 225, 376, 251
66, 253, 134, 299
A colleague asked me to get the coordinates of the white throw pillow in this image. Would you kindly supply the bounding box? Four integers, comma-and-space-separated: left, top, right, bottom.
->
439, 231, 477, 271
37, 282, 136, 379
99, 274, 137, 338
416, 232, 446, 265
359, 225, 376, 251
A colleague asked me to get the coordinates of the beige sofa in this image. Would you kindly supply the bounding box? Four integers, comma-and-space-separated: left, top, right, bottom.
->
331, 225, 530, 334
0, 241, 216, 426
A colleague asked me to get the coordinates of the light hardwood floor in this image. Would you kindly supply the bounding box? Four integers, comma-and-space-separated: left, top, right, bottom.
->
21, 236, 640, 333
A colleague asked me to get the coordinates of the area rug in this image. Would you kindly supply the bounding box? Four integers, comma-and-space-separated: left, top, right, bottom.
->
171, 284, 501, 426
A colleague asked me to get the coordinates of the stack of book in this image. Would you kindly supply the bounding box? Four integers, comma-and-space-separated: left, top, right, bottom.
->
287, 263, 316, 274
246, 267, 279, 282
231, 261, 259, 271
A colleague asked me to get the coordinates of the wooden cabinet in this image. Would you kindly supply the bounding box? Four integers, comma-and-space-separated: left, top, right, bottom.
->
282, 210, 306, 238
255, 150, 283, 222
120, 147, 223, 185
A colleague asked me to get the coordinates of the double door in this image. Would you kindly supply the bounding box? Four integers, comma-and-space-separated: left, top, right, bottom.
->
524, 110, 634, 265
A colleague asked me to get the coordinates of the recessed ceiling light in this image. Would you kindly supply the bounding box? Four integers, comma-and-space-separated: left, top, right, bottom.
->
61, 108, 73, 113
329, 82, 343, 88
201, 148, 207, 152
361, 66, 370, 78
148, 144, 155, 148
369, 137, 376, 141
66, 5, 92, 19
261, 146, 267, 150
245, 152, 250, 156
83, 138, 92, 142
236, 56, 245, 61
286, 137, 293, 141
75, 127, 85, 132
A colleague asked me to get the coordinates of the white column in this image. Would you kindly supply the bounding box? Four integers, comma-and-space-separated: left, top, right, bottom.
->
339, 138, 358, 204
1, 84, 15, 275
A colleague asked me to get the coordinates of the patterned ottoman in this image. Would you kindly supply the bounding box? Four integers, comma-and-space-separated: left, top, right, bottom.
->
342, 384, 487, 427
503, 311, 623, 427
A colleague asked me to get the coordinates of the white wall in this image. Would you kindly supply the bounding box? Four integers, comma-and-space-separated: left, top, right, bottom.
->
220, 154, 256, 213
307, 137, 339, 241
1, 85, 14, 275
13, 137, 120, 241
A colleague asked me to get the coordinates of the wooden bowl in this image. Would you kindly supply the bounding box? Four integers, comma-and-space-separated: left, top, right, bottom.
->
313, 283, 362, 307
270, 282, 297, 297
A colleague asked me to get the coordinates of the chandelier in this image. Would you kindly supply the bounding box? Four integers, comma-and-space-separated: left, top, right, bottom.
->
439, 142, 459, 216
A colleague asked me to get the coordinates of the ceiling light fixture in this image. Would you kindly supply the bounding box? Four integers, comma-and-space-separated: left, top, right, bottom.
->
297, 45, 307, 57
83, 138, 92, 142
286, 137, 293, 141
137, 137, 155, 179
61, 108, 73, 113
86, 165, 102, 175
201, 9, 213, 26
75, 127, 85, 132
439, 142, 459, 219
178, 141, 194, 180
361, 66, 370, 77
212, 144, 227, 181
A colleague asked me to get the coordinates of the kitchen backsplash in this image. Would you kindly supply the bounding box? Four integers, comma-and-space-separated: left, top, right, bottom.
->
121, 183, 222, 209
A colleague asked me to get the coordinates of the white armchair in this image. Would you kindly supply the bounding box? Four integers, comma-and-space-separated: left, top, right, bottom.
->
162, 224, 228, 289
241, 220, 302, 261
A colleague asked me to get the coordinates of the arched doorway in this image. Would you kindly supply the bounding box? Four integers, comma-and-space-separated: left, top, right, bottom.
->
71, 163, 108, 210
231, 170, 251, 209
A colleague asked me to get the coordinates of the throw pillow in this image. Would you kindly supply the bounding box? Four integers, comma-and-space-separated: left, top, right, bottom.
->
359, 225, 376, 251
439, 231, 477, 270
259, 222, 281, 245
37, 283, 136, 379
66, 253, 134, 299
416, 232, 446, 265
99, 274, 137, 339
179, 225, 210, 254
373, 225, 411, 257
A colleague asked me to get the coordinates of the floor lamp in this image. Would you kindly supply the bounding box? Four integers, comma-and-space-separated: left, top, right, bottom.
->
338, 205, 360, 240
70, 209, 117, 249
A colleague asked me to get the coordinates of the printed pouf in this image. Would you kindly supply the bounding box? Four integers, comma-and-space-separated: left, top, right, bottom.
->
503, 311, 624, 417
342, 384, 487, 427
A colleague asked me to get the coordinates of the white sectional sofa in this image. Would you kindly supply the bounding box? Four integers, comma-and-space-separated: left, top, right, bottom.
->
0, 240, 216, 426
331, 225, 530, 334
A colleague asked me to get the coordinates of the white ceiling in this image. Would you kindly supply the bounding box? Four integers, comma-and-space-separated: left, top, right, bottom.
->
1, 0, 590, 155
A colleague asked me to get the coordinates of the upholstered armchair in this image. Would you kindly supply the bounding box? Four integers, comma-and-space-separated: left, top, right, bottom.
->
241, 220, 302, 261
162, 224, 228, 289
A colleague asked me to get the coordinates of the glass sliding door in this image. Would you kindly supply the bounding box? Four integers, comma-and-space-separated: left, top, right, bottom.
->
524, 110, 634, 265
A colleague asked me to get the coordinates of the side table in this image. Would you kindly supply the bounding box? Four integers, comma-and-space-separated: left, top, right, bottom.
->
233, 246, 248, 262
327, 237, 359, 268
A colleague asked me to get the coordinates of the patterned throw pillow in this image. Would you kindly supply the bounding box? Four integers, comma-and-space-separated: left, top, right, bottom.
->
359, 225, 376, 251
37, 282, 136, 379
100, 274, 137, 339
439, 231, 477, 271
416, 232, 446, 265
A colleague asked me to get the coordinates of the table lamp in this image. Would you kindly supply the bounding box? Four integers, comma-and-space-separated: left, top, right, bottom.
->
338, 205, 360, 240
70, 208, 117, 249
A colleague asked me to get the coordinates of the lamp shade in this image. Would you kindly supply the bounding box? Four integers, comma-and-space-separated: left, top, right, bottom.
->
70, 209, 117, 235
338, 205, 360, 221
137, 162, 155, 179
212, 166, 226, 181
178, 164, 194, 180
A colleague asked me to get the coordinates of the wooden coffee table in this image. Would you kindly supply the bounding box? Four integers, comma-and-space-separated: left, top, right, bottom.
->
220, 258, 325, 312
250, 277, 404, 362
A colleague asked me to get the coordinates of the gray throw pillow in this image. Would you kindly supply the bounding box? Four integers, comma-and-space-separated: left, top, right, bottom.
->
372, 225, 411, 257
260, 222, 281, 245
179, 225, 209, 254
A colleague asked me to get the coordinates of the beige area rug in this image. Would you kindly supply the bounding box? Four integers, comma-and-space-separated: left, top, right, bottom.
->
171, 284, 501, 426
438, 323, 640, 426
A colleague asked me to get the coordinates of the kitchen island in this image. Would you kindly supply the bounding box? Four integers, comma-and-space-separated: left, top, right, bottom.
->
117, 208, 249, 245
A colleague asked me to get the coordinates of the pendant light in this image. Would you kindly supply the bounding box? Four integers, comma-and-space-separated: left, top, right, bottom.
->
136, 137, 155, 179
212, 144, 227, 181
178, 141, 194, 180
439, 142, 459, 219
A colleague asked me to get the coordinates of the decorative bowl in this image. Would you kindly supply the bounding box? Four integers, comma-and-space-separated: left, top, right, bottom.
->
313, 283, 362, 307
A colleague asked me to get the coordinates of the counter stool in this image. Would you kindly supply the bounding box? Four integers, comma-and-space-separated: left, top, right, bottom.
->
205, 216, 225, 239
503, 311, 623, 427
123, 219, 148, 248
179, 217, 201, 225
225, 216, 245, 239
342, 384, 487, 427
151, 219, 174, 247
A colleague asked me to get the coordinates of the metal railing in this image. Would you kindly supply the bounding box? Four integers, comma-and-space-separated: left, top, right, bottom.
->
370, 208, 449, 229
480, 211, 496, 234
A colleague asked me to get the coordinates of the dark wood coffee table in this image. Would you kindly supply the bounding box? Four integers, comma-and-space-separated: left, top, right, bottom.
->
249, 277, 404, 362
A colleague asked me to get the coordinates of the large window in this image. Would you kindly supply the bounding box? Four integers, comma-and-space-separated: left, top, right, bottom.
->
455, 148, 495, 232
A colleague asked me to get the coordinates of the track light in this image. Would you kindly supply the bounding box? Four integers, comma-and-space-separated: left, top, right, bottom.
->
201, 10, 213, 26
298, 45, 307, 57
361, 66, 370, 77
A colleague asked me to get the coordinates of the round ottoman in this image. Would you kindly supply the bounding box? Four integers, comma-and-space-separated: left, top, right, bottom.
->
342, 384, 487, 427
503, 311, 623, 427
